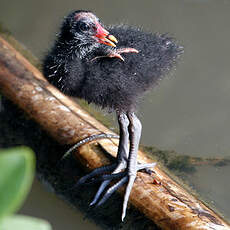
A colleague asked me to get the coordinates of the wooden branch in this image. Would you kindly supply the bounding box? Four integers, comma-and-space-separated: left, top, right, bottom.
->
0, 35, 229, 230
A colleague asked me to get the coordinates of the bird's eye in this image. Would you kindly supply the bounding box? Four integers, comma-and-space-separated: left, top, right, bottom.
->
79, 22, 90, 32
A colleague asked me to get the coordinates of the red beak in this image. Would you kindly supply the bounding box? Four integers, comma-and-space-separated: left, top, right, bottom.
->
95, 23, 118, 47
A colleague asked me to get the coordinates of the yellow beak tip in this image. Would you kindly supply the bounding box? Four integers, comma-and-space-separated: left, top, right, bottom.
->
108, 34, 118, 44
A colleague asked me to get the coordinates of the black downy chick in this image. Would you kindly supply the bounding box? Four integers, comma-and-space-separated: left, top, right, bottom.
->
43, 10, 183, 221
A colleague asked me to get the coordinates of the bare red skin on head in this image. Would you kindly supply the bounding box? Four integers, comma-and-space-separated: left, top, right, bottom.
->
94, 21, 109, 39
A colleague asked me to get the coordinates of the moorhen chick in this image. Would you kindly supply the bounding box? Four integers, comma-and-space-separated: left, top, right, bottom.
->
43, 10, 183, 220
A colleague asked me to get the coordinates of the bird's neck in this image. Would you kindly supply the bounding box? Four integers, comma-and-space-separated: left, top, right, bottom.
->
56, 37, 99, 61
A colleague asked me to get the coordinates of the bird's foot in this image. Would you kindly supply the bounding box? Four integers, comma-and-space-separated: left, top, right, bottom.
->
91, 47, 139, 62
75, 160, 156, 221
108, 47, 139, 61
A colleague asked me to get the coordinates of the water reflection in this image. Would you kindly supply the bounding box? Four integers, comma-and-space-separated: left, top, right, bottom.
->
0, 0, 230, 221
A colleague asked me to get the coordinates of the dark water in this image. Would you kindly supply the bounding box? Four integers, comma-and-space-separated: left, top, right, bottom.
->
19, 179, 101, 230
1, 0, 230, 226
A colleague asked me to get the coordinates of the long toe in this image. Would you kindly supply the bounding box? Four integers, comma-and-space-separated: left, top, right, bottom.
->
90, 180, 111, 206
122, 174, 136, 221
75, 163, 117, 187
97, 176, 128, 206
89, 160, 128, 206
121, 162, 156, 220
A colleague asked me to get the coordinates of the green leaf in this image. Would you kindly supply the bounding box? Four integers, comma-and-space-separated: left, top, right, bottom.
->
0, 147, 35, 219
0, 215, 52, 230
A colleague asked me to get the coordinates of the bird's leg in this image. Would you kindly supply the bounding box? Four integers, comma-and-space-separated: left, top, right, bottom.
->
115, 112, 130, 168
89, 112, 130, 205
95, 113, 156, 221
91, 47, 139, 62
121, 112, 141, 220
93, 112, 140, 213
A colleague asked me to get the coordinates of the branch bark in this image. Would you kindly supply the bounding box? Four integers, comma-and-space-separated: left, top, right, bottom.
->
0, 35, 229, 230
